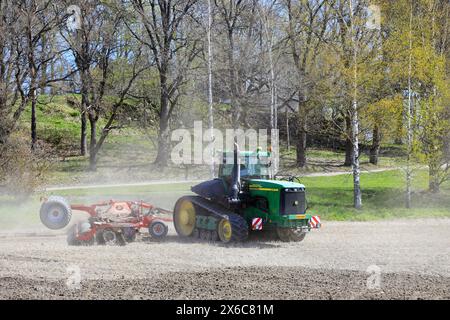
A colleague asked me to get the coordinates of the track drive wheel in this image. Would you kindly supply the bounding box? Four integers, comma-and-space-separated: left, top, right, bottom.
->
173, 196, 197, 237
276, 227, 306, 242
217, 214, 249, 243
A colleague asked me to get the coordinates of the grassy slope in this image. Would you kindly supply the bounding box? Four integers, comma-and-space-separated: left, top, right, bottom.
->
20, 95, 83, 152
302, 170, 450, 221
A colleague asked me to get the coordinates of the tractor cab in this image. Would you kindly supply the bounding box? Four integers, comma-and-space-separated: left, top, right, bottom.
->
218, 150, 273, 181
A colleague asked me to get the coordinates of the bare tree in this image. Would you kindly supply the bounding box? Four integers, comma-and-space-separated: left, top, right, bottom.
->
1, 0, 66, 146
285, 0, 330, 168
128, 0, 201, 167
214, 0, 251, 128
207, 0, 215, 177
61, 1, 147, 170
0, 0, 25, 145
16, 0, 69, 149
60, 1, 107, 157
258, 0, 279, 131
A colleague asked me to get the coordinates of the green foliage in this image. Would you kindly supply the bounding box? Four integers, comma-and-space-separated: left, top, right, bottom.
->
380, 0, 450, 191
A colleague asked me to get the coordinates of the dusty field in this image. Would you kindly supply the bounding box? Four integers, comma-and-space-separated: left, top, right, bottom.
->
0, 218, 449, 300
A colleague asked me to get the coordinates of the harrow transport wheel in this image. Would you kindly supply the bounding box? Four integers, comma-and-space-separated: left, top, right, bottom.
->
40, 196, 72, 230
217, 214, 249, 243
149, 221, 168, 239
173, 197, 197, 237
276, 227, 306, 242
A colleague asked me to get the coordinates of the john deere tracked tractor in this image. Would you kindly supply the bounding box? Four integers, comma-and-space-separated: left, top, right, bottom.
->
173, 145, 318, 243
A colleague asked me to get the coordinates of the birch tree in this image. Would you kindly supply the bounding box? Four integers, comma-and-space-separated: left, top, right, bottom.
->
331, 0, 380, 208
348, 0, 362, 208
207, 0, 215, 177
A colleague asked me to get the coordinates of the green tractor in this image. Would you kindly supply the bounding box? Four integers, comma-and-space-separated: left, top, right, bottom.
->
173, 145, 320, 243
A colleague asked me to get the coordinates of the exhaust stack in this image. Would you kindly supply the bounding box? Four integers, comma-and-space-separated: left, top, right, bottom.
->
229, 142, 240, 203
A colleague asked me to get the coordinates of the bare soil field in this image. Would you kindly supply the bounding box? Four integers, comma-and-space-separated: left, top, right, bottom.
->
0, 218, 449, 300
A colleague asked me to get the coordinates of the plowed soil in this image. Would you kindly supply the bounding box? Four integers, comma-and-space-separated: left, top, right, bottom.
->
0, 219, 449, 300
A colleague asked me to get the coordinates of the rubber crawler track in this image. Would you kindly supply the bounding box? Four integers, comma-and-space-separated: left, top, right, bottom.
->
175, 196, 249, 242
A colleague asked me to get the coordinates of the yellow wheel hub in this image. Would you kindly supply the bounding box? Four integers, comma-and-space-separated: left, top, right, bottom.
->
218, 219, 232, 243
175, 200, 196, 236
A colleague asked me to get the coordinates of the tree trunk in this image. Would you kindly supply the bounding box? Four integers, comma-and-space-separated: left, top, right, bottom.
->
428, 161, 440, 193
50, 59, 56, 95
227, 29, 240, 128
369, 124, 381, 165
0, 99, 5, 144
351, 106, 362, 209
394, 115, 403, 145
286, 107, 290, 152
344, 115, 353, 166
40, 33, 47, 94
349, 1, 362, 210
28, 29, 37, 150
80, 109, 87, 156
155, 112, 170, 167
154, 75, 170, 167
296, 132, 306, 167
296, 103, 307, 167
88, 114, 97, 171
207, 0, 215, 178
80, 68, 89, 156
31, 89, 37, 150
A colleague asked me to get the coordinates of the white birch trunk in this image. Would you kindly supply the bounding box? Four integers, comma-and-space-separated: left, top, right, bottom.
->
350, 0, 362, 209
207, 0, 215, 178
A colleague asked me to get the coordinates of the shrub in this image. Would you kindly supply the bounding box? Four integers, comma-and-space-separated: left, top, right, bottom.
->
0, 133, 51, 199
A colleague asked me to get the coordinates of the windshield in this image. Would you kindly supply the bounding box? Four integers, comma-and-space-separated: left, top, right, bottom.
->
220, 155, 271, 179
